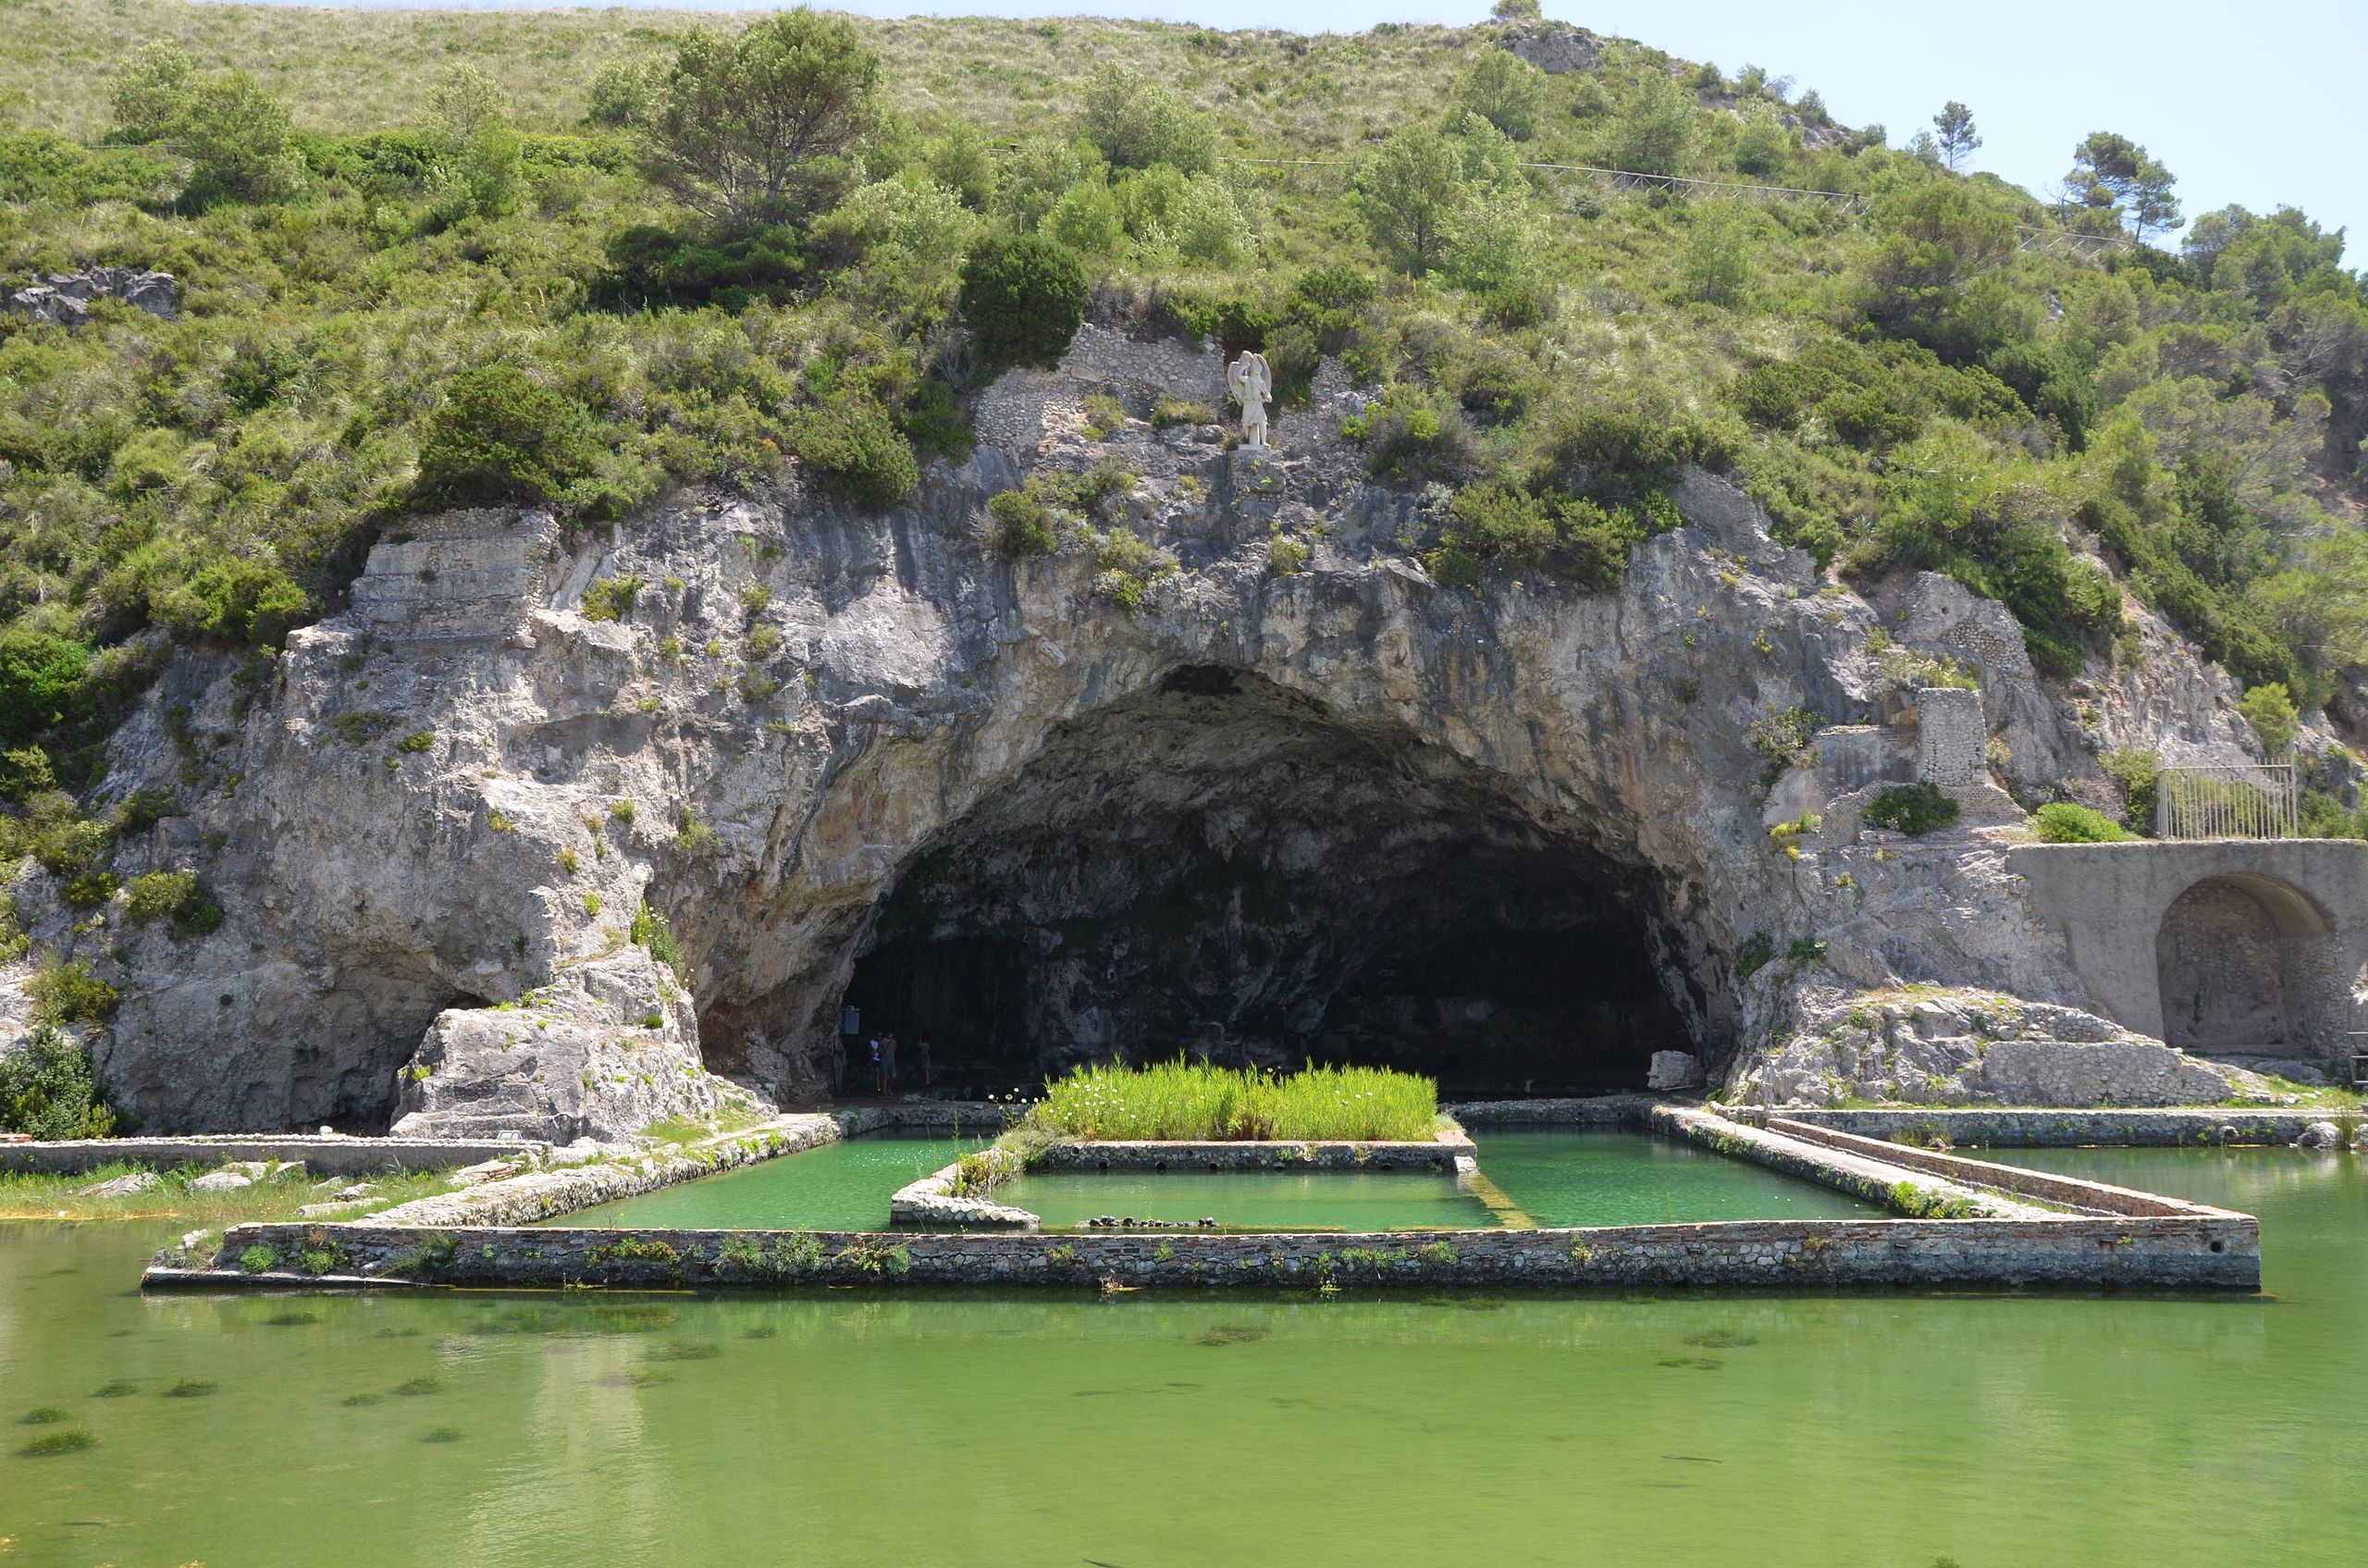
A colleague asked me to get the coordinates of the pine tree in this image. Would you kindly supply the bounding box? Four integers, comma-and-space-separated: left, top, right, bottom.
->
1933, 102, 1980, 172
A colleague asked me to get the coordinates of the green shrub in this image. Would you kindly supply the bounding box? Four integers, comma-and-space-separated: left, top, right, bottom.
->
0, 629, 90, 743
1537, 389, 1735, 498
988, 488, 1060, 557
1864, 783, 1961, 835
146, 557, 311, 650
26, 961, 119, 1028
413, 364, 617, 513
632, 901, 686, 978
2030, 802, 2136, 843
598, 223, 806, 309
1436, 482, 1666, 592
1079, 63, 1215, 172
2100, 747, 2160, 835
0, 746, 58, 802
958, 233, 1089, 369
581, 575, 642, 623
2299, 790, 2367, 840
124, 870, 225, 938
1734, 932, 1775, 980
1342, 382, 1474, 486
1150, 396, 1218, 428
788, 396, 919, 508
2236, 683, 2300, 758
0, 1026, 118, 1139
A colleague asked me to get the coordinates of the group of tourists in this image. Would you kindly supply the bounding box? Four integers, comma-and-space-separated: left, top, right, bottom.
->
830, 1006, 933, 1097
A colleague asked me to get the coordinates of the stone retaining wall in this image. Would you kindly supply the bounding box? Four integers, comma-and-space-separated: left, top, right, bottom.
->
368, 1117, 842, 1227
844, 1102, 1007, 1132
1765, 1118, 2239, 1219
1444, 1096, 1656, 1126
1771, 1107, 2356, 1147
889, 1146, 1037, 1229
1651, 1105, 2050, 1218
0, 1135, 546, 1178
1026, 1134, 1474, 1172
152, 1212, 2259, 1291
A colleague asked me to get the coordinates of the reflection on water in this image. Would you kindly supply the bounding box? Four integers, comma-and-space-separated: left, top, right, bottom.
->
3, 1148, 2362, 1565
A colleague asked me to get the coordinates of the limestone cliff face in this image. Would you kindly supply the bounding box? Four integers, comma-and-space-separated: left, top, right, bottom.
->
6, 329, 2277, 1132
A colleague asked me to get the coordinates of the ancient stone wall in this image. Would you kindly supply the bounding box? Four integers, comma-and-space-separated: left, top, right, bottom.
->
159, 1211, 2261, 1291
1913, 686, 1987, 786
1771, 1105, 2353, 1147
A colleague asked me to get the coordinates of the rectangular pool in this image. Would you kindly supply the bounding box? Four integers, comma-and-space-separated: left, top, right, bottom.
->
543, 1127, 1879, 1232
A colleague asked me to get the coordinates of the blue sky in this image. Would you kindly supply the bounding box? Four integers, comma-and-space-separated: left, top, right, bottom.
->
782, 0, 2362, 249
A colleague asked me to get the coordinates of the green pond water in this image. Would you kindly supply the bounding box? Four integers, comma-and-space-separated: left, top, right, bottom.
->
5, 1145, 2365, 1566
549, 1129, 1883, 1232
546, 1131, 991, 1230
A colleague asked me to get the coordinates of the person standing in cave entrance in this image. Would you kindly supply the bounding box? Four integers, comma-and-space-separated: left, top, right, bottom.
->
868, 1035, 883, 1094
916, 1035, 935, 1089
881, 1032, 900, 1094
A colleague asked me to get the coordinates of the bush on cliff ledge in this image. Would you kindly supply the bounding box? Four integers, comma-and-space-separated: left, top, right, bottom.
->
958, 232, 1089, 369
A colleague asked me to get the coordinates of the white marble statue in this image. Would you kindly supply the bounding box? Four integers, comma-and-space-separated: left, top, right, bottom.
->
1227, 351, 1273, 449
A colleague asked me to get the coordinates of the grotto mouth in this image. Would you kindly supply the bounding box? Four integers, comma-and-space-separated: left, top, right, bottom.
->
828, 666, 1696, 1099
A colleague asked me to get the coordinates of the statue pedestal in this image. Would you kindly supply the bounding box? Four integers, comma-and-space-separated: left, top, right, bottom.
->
1227, 444, 1286, 494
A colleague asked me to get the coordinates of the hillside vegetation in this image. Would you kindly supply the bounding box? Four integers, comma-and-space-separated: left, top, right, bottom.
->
0, 0, 2363, 887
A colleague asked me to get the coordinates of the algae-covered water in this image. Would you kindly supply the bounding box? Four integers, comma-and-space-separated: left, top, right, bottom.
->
5, 1146, 2364, 1565
547, 1130, 993, 1230
553, 1129, 1882, 1231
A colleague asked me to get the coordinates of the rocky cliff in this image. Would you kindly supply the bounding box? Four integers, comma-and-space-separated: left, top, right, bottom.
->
0, 328, 2293, 1133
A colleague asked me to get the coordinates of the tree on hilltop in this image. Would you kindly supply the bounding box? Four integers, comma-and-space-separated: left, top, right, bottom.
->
2065, 130, 2180, 243
646, 8, 881, 230
1933, 102, 1980, 171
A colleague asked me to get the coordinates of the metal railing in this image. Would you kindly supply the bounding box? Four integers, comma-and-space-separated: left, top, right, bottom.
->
2153, 762, 2299, 840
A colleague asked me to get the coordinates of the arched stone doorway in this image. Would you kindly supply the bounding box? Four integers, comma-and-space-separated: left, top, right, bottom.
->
2153, 873, 2338, 1054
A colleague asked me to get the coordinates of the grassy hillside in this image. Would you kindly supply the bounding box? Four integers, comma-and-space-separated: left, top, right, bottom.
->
0, 0, 2363, 889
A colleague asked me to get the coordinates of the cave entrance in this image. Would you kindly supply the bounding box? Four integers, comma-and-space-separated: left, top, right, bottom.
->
832, 666, 1696, 1099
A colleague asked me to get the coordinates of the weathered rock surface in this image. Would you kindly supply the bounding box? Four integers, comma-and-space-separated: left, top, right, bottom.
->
2, 327, 2300, 1132
1497, 22, 1601, 74
389, 950, 716, 1142
2, 267, 179, 326
1741, 987, 2265, 1108
78, 1170, 159, 1197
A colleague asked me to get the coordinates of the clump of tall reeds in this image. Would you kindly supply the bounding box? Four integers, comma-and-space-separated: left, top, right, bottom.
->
1030, 1059, 1437, 1142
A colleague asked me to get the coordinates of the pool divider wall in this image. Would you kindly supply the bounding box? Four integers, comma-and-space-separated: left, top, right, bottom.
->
0, 1134, 550, 1178
364, 1104, 1009, 1228
1763, 1118, 2251, 1218
1649, 1105, 2052, 1219
887, 1131, 1479, 1229
1764, 1107, 2356, 1147
147, 1209, 2260, 1291
1025, 1132, 1476, 1172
